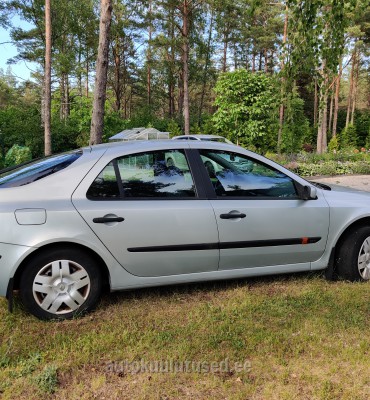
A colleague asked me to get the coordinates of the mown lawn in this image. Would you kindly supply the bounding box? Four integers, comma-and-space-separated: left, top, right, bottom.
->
0, 273, 369, 399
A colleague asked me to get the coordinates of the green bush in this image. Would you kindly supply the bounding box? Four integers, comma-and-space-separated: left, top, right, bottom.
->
166, 119, 182, 137
212, 69, 277, 146
281, 92, 310, 153
328, 136, 339, 153
5, 144, 32, 167
340, 124, 357, 148
287, 160, 370, 177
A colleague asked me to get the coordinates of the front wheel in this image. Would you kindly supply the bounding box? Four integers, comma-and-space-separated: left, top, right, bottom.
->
20, 248, 102, 320
335, 226, 370, 281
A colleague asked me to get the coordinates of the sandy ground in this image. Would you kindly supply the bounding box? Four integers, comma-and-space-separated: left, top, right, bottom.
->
312, 175, 370, 192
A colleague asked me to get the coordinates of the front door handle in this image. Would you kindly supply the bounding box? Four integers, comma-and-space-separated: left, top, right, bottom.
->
93, 217, 124, 223
220, 212, 246, 219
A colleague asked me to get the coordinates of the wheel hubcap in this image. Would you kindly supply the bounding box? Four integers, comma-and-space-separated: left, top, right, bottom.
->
32, 260, 91, 314
357, 237, 370, 280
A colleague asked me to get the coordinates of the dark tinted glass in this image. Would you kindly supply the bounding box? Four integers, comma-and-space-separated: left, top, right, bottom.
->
86, 162, 121, 199
200, 150, 297, 198
117, 150, 196, 198
0, 152, 82, 188
86, 150, 196, 200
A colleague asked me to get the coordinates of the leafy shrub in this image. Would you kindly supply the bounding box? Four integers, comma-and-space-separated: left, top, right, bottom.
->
212, 69, 277, 146
328, 136, 339, 153
287, 160, 370, 176
167, 119, 182, 137
190, 124, 202, 135
5, 144, 32, 167
354, 110, 370, 146
340, 124, 357, 147
281, 93, 310, 153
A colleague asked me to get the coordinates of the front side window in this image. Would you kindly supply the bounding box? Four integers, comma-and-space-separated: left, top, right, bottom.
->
200, 150, 297, 198
0, 151, 82, 188
87, 150, 196, 199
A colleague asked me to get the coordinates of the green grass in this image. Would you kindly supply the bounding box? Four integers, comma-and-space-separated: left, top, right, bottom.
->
0, 273, 369, 399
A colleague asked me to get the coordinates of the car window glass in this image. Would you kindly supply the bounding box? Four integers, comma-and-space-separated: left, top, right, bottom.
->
87, 150, 196, 199
117, 150, 196, 198
200, 150, 297, 198
86, 162, 121, 199
0, 151, 82, 188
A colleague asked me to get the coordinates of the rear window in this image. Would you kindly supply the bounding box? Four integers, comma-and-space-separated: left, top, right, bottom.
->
0, 151, 82, 188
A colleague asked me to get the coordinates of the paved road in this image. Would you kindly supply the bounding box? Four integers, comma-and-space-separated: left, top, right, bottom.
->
312, 175, 370, 192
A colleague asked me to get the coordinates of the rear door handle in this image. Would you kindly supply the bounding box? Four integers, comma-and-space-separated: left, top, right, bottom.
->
220, 213, 246, 219
93, 217, 124, 223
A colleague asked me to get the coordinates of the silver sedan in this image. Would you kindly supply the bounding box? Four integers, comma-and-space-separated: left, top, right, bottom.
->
0, 140, 368, 320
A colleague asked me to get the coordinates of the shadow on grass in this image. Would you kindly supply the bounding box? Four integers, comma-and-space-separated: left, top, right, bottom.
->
4, 270, 326, 320
100, 270, 324, 309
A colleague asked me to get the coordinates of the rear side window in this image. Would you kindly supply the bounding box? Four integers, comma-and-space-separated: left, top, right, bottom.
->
87, 150, 197, 199
0, 152, 82, 188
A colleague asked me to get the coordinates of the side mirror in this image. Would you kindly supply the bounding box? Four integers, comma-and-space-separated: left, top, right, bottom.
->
298, 184, 317, 200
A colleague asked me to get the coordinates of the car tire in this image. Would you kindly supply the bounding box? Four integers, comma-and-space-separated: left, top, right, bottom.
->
19, 247, 102, 320
335, 226, 370, 281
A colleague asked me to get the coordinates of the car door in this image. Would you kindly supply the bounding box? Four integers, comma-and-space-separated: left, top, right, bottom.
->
197, 149, 330, 270
72, 148, 219, 277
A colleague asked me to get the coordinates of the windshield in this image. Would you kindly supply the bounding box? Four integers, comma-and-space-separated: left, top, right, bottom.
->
0, 151, 82, 188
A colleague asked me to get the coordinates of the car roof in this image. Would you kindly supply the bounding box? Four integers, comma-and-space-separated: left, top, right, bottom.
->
83, 139, 237, 155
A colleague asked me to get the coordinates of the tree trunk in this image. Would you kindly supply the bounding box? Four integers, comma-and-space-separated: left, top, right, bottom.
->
60, 74, 65, 120
60, 73, 70, 121
222, 28, 228, 73
252, 48, 256, 72
65, 75, 70, 117
167, 8, 175, 118
258, 52, 262, 71
178, 71, 184, 123
277, 5, 288, 153
317, 77, 329, 154
346, 49, 356, 128
314, 79, 318, 127
322, 91, 328, 151
328, 92, 334, 134
198, 11, 214, 125
44, 0, 52, 156
233, 43, 237, 70
78, 45, 82, 96
90, 0, 112, 145
245, 40, 249, 70
147, 0, 152, 107
332, 60, 342, 137
350, 54, 360, 126
264, 49, 268, 73
113, 39, 121, 113
85, 49, 89, 97
181, 0, 190, 135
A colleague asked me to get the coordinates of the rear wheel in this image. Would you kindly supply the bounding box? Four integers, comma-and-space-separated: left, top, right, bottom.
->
336, 226, 370, 281
20, 248, 102, 320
